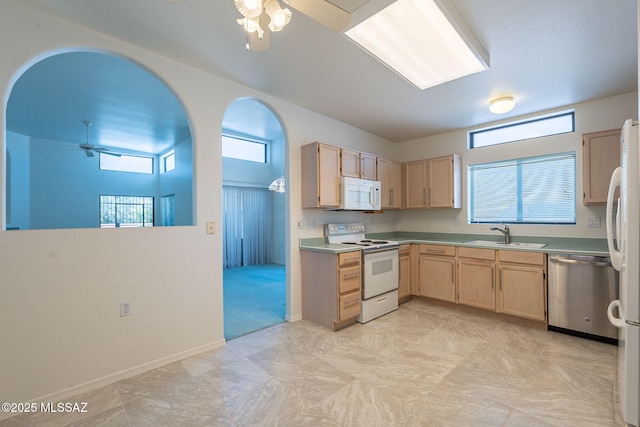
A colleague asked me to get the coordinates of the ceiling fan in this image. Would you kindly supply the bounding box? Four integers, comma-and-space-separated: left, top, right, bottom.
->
165, 0, 351, 51
78, 121, 121, 158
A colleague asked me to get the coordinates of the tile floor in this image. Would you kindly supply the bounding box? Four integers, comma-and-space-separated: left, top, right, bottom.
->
1, 299, 624, 426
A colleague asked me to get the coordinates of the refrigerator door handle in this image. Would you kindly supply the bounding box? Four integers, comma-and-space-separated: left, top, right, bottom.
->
607, 299, 625, 328
606, 166, 622, 271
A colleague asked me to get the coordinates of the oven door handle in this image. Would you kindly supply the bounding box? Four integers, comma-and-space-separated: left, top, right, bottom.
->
363, 245, 399, 254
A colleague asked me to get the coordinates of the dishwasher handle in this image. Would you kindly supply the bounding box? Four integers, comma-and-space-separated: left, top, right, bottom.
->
548, 255, 612, 267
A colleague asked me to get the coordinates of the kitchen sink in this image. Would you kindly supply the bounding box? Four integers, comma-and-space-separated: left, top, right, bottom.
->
464, 240, 547, 249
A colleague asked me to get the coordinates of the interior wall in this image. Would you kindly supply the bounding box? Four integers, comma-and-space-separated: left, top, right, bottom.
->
5, 131, 29, 230
157, 136, 193, 226
394, 91, 638, 239
0, 2, 393, 409
270, 135, 286, 265
222, 156, 273, 186
8, 97, 193, 230
29, 137, 158, 229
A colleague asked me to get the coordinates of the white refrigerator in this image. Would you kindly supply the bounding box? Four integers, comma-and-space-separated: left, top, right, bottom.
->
606, 118, 640, 427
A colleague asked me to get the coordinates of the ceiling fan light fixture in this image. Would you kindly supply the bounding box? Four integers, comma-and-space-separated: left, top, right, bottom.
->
237, 16, 264, 38
489, 96, 515, 114
266, 0, 292, 32
235, 0, 262, 18
268, 176, 286, 193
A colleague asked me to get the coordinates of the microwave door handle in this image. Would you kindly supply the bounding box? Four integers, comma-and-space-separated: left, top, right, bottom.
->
370, 187, 379, 208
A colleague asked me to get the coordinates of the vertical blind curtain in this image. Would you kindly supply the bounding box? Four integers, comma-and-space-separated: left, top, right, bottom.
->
223, 186, 272, 268
469, 152, 576, 224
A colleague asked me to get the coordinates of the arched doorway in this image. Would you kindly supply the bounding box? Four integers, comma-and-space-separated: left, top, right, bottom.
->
221, 98, 287, 340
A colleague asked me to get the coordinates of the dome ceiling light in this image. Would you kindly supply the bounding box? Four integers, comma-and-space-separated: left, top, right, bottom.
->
489, 96, 516, 114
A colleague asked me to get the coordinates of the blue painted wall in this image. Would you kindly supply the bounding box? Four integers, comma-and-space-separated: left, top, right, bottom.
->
5, 131, 30, 230
6, 133, 193, 229
158, 136, 194, 226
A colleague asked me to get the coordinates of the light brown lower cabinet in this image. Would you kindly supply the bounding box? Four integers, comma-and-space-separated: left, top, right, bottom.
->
301, 249, 361, 330
497, 250, 547, 321
398, 244, 411, 302
418, 245, 456, 302
457, 247, 496, 311
413, 244, 547, 323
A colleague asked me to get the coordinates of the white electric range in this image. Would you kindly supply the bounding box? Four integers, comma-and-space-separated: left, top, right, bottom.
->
325, 223, 399, 323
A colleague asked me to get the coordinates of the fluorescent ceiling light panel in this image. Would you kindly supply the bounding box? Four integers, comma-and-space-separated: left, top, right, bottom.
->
345, 0, 489, 90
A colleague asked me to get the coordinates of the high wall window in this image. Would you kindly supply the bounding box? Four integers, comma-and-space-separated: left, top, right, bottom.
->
100, 153, 154, 174
222, 134, 267, 163
160, 150, 175, 173
469, 111, 575, 149
160, 194, 175, 226
100, 195, 154, 228
468, 152, 576, 224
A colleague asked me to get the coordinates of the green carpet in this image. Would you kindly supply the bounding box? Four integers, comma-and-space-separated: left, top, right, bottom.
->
223, 263, 286, 341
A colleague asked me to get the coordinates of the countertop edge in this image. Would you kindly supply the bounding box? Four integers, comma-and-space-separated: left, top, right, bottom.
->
299, 235, 609, 257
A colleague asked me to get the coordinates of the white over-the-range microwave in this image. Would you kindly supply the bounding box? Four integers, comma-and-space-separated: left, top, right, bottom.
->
335, 176, 381, 211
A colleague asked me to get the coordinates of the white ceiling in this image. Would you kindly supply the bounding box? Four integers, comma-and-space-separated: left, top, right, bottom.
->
7, 0, 639, 148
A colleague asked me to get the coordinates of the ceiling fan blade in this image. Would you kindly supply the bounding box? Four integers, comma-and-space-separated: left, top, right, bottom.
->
100, 151, 122, 157
84, 150, 95, 158
282, 0, 351, 32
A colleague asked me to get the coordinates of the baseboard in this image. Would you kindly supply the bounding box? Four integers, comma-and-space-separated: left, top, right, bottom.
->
0, 339, 226, 422
285, 313, 302, 322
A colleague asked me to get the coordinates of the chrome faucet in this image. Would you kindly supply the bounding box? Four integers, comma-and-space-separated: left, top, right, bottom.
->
490, 224, 510, 244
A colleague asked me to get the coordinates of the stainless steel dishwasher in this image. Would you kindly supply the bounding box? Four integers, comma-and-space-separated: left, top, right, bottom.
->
548, 254, 619, 342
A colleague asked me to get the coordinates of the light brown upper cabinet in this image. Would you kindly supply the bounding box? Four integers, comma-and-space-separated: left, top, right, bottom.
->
429, 155, 462, 208
404, 159, 428, 208
583, 129, 620, 205
377, 157, 403, 209
301, 142, 341, 208
404, 154, 461, 209
341, 148, 377, 180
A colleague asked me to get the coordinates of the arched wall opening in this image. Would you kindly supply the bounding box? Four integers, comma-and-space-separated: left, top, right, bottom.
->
5, 50, 194, 230
221, 97, 289, 340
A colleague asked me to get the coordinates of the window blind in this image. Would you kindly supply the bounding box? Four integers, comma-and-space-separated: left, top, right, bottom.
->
469, 152, 576, 224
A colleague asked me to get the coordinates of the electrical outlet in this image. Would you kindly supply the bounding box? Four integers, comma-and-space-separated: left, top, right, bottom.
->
296, 220, 304, 229
120, 301, 131, 317
587, 217, 601, 228
206, 221, 216, 234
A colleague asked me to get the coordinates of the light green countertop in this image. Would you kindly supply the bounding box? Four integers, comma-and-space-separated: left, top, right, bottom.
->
300, 232, 609, 256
